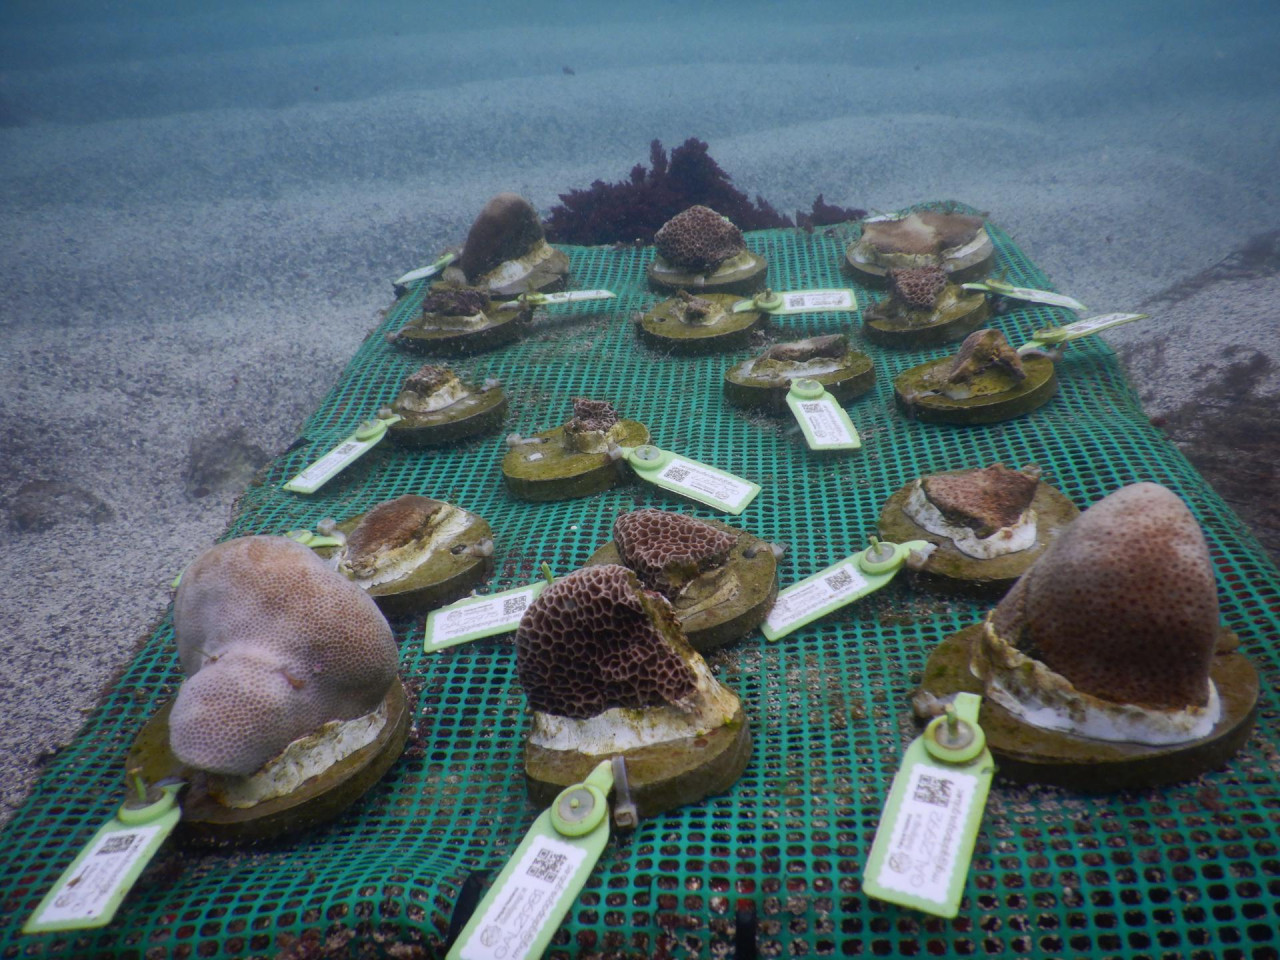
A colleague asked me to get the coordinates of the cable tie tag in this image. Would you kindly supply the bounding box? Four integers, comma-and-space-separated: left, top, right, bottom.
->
496, 289, 616, 309
394, 251, 458, 289
424, 581, 549, 652
620, 444, 760, 515
732, 288, 858, 314
1018, 312, 1149, 354
863, 693, 994, 918
24, 783, 183, 933
447, 761, 615, 960
762, 538, 929, 640
283, 414, 402, 494
961, 279, 1088, 311
785, 379, 862, 451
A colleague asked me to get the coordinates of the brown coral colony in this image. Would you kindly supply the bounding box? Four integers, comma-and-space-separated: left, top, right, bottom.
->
888, 266, 948, 310
516, 565, 697, 719
654, 205, 745, 273
614, 510, 736, 598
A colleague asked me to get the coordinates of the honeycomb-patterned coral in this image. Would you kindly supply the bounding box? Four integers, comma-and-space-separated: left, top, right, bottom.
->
614, 510, 736, 598
654, 205, 745, 273
889, 266, 948, 309
171, 536, 398, 776
516, 564, 698, 719
400, 364, 456, 398
422, 285, 488, 317
922, 464, 1039, 537
566, 397, 618, 433
991, 483, 1219, 710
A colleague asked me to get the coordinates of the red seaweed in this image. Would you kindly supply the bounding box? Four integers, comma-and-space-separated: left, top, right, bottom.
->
545, 138, 864, 245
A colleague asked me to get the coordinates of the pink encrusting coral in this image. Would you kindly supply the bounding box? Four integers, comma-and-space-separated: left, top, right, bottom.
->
170, 536, 399, 776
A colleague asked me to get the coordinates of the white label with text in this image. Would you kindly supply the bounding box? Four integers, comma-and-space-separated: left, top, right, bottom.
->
873, 764, 978, 906
765, 562, 869, 634
32, 825, 166, 925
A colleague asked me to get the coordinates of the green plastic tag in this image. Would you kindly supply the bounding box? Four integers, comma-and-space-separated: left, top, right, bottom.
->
620, 444, 760, 515
282, 414, 402, 494
496, 289, 615, 310
863, 693, 995, 918
784, 379, 862, 451
732, 288, 858, 315
285, 528, 346, 549
447, 761, 615, 960
394, 251, 458, 288
762, 538, 929, 641
1018, 311, 1150, 353
961, 279, 1088, 311
24, 783, 184, 933
424, 581, 548, 652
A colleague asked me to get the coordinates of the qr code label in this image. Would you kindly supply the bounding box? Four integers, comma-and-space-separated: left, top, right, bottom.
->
96, 834, 137, 856
502, 595, 528, 617
823, 569, 854, 591
913, 774, 954, 808
664, 466, 691, 483
526, 848, 568, 883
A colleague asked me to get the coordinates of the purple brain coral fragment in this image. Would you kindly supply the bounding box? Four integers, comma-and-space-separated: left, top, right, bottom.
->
545, 138, 864, 246
169, 536, 399, 777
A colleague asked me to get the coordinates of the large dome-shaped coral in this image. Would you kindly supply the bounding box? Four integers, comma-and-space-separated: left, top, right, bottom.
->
170, 536, 399, 776
988, 482, 1218, 712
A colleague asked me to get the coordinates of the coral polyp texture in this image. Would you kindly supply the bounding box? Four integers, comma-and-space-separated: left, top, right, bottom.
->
654, 205, 746, 274
566, 397, 619, 434
920, 464, 1040, 538
170, 536, 399, 776
341, 495, 445, 580
614, 509, 736, 598
421, 286, 488, 317
864, 211, 985, 257
888, 266, 949, 310
940, 328, 1026, 387
457, 193, 546, 281
988, 483, 1218, 712
515, 564, 698, 719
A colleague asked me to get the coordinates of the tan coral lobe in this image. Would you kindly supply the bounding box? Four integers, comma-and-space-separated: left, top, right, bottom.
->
458, 192, 547, 280
990, 482, 1219, 710
614, 510, 736, 598
515, 564, 698, 719
654, 205, 745, 273
922, 463, 1040, 538
170, 536, 398, 777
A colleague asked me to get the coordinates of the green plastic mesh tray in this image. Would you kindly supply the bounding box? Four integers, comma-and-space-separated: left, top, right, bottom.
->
3, 205, 1279, 960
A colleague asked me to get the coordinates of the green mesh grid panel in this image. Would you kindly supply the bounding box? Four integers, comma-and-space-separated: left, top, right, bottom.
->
3, 203, 1280, 960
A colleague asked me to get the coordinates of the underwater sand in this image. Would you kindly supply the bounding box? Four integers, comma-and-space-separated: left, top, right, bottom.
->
1, 0, 1278, 822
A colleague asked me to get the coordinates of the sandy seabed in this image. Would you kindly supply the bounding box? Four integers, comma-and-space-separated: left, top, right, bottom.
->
2, 0, 1278, 823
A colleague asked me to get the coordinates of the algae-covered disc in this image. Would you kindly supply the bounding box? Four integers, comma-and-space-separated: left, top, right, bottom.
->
317, 504, 494, 616
862, 285, 991, 349
646, 250, 768, 297
586, 520, 779, 651
127, 679, 411, 844
501, 420, 650, 501
636, 293, 765, 355
390, 297, 533, 356
475, 241, 570, 298
844, 211, 994, 286
525, 706, 752, 820
724, 348, 875, 413
387, 381, 508, 448
878, 478, 1079, 598
894, 353, 1057, 425
917, 625, 1258, 791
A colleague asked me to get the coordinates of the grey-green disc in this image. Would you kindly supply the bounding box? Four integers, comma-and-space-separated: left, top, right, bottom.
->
502, 420, 650, 501
637, 294, 766, 355
894, 353, 1057, 424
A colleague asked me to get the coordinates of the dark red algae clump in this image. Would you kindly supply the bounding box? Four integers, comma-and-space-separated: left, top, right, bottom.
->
545, 137, 865, 245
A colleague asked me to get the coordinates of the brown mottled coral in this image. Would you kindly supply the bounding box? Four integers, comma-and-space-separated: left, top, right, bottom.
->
922, 464, 1040, 538
990, 483, 1219, 710
457, 193, 546, 281
566, 397, 619, 433
421, 286, 488, 317
940, 328, 1026, 386
342, 495, 445, 580
889, 266, 948, 310
654, 205, 745, 273
516, 564, 698, 719
171, 536, 398, 776
614, 510, 736, 598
